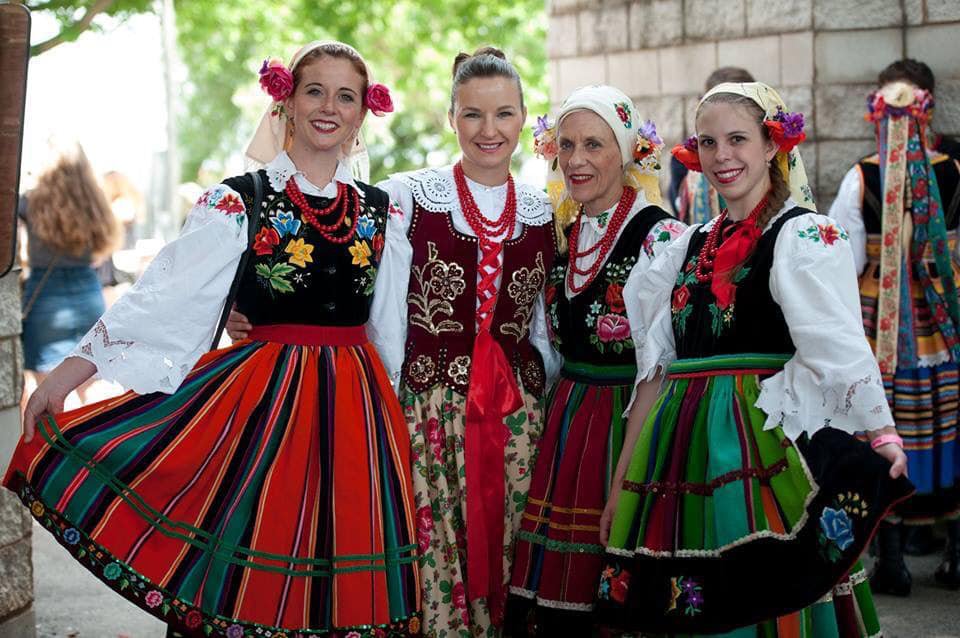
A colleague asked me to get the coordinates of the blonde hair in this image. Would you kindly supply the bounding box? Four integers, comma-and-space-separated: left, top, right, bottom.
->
29, 143, 119, 259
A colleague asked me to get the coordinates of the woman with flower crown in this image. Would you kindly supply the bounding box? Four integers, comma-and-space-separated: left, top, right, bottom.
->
4, 41, 421, 638
370, 46, 556, 638
829, 70, 960, 595
503, 85, 684, 637
594, 81, 914, 637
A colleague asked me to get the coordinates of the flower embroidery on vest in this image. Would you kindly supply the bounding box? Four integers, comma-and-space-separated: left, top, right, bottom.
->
501, 252, 546, 340
408, 354, 436, 385
408, 242, 466, 335
447, 355, 471, 386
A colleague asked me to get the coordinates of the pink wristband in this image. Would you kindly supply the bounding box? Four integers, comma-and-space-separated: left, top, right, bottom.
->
870, 433, 903, 449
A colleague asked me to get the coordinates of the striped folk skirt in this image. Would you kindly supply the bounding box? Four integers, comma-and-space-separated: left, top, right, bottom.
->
508, 362, 634, 631
4, 332, 421, 637
596, 354, 914, 637
860, 237, 960, 522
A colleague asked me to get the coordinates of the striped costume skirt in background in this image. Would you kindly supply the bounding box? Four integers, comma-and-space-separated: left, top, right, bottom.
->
859, 236, 960, 522
596, 354, 914, 637
508, 362, 635, 632
4, 325, 421, 638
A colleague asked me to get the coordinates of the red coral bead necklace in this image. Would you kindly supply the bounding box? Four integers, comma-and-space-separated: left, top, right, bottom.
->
453, 161, 517, 241
285, 177, 359, 244
566, 186, 637, 294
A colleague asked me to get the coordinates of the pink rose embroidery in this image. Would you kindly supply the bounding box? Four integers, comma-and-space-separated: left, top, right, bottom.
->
452, 582, 467, 609
426, 417, 444, 460
416, 506, 434, 553
596, 313, 630, 343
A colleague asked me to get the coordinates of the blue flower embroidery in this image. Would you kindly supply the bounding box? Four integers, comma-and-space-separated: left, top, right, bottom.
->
205, 188, 224, 208
356, 214, 377, 239
820, 506, 854, 551
63, 528, 81, 545
271, 210, 302, 238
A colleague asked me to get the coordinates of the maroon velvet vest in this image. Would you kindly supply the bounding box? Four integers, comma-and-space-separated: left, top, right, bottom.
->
401, 203, 556, 397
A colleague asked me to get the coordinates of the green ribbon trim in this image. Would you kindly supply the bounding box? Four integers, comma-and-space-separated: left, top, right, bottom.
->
516, 529, 602, 554
36, 416, 417, 576
561, 361, 637, 384
667, 353, 791, 375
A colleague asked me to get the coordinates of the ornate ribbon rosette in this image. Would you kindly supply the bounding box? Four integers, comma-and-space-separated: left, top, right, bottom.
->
863, 82, 958, 375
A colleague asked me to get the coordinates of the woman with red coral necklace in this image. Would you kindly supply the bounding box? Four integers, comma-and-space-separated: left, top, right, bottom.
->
365, 47, 558, 637
505, 85, 685, 637
595, 82, 913, 637
5, 41, 421, 638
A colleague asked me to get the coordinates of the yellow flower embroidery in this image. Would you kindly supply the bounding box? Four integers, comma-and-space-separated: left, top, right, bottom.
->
285, 238, 314, 268
349, 239, 372, 268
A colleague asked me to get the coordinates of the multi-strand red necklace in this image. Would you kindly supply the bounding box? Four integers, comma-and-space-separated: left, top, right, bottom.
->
453, 162, 517, 242
285, 177, 359, 244
566, 186, 637, 294
452, 161, 517, 329
694, 195, 768, 283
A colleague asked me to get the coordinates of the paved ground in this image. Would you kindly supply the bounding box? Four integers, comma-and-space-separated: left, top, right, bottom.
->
31, 518, 959, 637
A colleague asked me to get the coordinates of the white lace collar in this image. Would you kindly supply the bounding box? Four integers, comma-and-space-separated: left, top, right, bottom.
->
698, 197, 800, 234
390, 165, 553, 226
579, 188, 651, 233
265, 151, 361, 196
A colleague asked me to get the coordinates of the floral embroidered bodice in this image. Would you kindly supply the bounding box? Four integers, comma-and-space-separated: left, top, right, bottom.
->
400, 202, 556, 397
547, 207, 670, 366
229, 170, 389, 326
670, 209, 812, 359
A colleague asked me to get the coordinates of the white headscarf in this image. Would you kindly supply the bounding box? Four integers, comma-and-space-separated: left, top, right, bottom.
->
245, 40, 371, 181
546, 85, 664, 229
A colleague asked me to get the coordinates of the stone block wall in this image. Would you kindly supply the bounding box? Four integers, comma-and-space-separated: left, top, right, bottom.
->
0, 268, 33, 637
547, 0, 960, 206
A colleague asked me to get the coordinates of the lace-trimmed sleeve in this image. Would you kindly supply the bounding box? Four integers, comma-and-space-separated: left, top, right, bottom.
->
757, 212, 893, 440
70, 184, 249, 394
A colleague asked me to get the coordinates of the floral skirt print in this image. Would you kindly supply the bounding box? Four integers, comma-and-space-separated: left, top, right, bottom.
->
5, 339, 421, 637
597, 355, 914, 637
402, 383, 543, 638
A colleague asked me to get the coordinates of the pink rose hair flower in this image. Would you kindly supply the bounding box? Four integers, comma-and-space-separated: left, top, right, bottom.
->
259, 58, 294, 102
365, 83, 394, 117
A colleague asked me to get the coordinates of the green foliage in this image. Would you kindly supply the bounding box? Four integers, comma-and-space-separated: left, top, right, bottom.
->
26, 0, 548, 183
175, 0, 547, 182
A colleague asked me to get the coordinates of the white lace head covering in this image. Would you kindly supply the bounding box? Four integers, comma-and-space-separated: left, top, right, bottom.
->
245, 40, 371, 181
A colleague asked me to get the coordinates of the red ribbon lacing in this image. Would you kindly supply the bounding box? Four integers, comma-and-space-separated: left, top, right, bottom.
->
453, 161, 522, 625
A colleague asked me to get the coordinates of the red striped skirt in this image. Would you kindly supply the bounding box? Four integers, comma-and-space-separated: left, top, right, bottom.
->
4, 329, 421, 637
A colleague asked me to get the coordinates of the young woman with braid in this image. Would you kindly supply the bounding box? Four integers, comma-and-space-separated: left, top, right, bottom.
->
595, 82, 914, 637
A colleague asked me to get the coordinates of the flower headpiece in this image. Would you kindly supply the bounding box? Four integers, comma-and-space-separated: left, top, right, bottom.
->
865, 83, 934, 124
533, 115, 559, 167
764, 105, 806, 154
633, 119, 663, 170
258, 57, 394, 118
671, 136, 702, 173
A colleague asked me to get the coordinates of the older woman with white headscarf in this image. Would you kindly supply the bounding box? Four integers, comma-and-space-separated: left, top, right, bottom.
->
506, 85, 685, 636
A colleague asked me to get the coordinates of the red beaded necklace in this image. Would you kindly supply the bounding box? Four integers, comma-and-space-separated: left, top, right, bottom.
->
285, 177, 359, 244
452, 161, 517, 241
566, 186, 637, 295
694, 195, 768, 283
